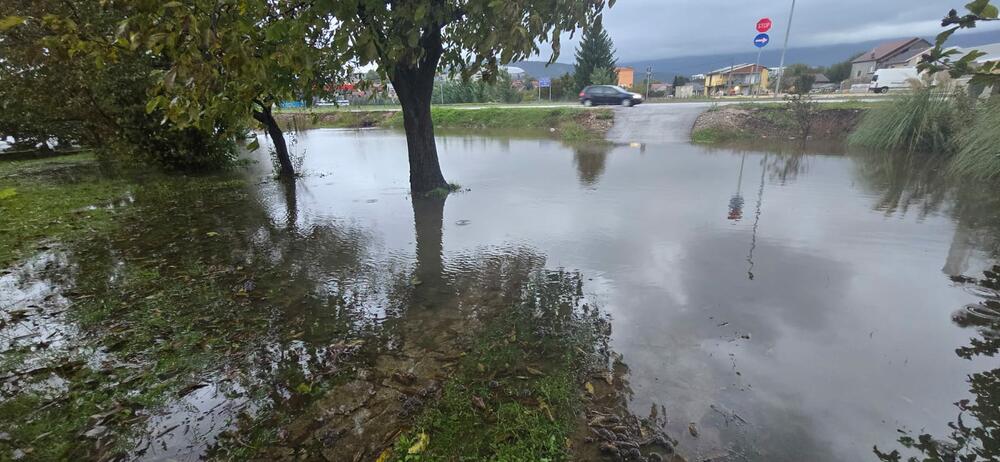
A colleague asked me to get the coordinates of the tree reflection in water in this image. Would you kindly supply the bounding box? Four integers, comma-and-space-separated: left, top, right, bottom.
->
875, 266, 1000, 462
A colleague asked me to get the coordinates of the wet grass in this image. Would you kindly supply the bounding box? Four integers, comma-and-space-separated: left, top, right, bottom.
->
848, 90, 963, 154
691, 127, 752, 144
949, 98, 1000, 180
0, 175, 271, 460
0, 153, 130, 267
385, 271, 606, 461
276, 107, 614, 143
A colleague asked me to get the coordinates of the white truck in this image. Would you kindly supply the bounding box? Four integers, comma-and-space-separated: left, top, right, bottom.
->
869, 68, 920, 93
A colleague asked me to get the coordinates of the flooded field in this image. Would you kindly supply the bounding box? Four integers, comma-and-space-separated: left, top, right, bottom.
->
2, 127, 998, 461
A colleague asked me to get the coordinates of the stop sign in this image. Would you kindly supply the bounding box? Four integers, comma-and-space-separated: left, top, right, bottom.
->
756, 18, 772, 33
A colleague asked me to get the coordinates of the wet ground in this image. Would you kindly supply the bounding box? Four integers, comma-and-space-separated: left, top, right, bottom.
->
2, 124, 999, 461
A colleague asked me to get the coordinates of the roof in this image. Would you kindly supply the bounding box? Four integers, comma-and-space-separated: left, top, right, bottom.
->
812, 73, 831, 83
884, 46, 931, 66
706, 63, 767, 75
954, 42, 1000, 63
853, 38, 929, 63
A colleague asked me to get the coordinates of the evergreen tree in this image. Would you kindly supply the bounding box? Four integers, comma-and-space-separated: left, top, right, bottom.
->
573, 19, 617, 91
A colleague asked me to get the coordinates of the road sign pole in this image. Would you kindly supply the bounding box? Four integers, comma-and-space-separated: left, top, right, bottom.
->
753, 48, 762, 98
774, 0, 796, 100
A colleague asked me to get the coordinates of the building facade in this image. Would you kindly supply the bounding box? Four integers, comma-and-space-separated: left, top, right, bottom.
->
850, 38, 932, 82
703, 64, 769, 96
616, 67, 634, 88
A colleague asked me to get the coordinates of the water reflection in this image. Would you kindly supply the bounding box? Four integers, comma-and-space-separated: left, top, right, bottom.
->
875, 266, 1000, 462
572, 144, 610, 188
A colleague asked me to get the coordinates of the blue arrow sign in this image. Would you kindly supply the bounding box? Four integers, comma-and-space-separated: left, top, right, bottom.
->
754, 33, 770, 48
538, 77, 552, 88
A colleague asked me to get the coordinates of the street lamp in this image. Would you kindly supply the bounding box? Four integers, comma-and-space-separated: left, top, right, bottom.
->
773, 0, 796, 99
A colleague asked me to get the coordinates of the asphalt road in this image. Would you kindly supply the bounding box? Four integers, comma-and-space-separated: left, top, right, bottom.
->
605, 102, 713, 144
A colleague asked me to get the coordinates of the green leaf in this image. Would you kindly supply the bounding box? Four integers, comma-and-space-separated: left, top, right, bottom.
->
246, 137, 260, 151
983, 3, 999, 18
0, 188, 17, 200
145, 97, 160, 114
0, 15, 26, 31
966, 0, 991, 15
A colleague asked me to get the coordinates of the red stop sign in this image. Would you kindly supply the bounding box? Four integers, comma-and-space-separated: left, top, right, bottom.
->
757, 18, 772, 33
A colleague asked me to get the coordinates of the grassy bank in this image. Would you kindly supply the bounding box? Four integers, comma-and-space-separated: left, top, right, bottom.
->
277, 106, 614, 143
691, 104, 867, 144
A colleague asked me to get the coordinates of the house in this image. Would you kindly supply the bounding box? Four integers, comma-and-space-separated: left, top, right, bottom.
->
703, 64, 769, 96
649, 83, 671, 93
616, 67, 634, 88
850, 37, 932, 81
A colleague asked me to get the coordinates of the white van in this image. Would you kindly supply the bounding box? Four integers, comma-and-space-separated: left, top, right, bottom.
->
869, 68, 920, 93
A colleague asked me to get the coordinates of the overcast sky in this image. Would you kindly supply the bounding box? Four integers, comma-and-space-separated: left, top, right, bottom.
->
545, 0, 1000, 63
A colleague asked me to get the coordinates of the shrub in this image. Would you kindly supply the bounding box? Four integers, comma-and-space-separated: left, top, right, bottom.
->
949, 98, 1000, 180
848, 89, 962, 154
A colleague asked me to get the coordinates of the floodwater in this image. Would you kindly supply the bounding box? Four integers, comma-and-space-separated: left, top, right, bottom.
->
3, 126, 999, 461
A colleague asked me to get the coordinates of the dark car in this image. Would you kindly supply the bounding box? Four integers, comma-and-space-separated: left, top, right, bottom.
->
579, 85, 644, 107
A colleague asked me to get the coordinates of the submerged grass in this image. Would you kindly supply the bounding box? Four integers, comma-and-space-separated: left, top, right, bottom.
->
950, 98, 1000, 180
0, 152, 130, 267
387, 271, 605, 461
848, 90, 963, 154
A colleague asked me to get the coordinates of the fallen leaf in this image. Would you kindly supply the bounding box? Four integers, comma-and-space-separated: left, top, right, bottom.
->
688, 422, 699, 437
374, 448, 392, 462
525, 366, 544, 376
471, 396, 486, 410
205, 231, 219, 237
407, 432, 429, 454
585, 382, 595, 395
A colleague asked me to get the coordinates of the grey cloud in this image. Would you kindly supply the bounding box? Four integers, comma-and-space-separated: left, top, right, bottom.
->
543, 0, 1000, 62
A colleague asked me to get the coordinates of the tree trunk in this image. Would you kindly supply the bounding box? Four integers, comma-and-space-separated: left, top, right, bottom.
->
252, 103, 294, 178
389, 29, 448, 194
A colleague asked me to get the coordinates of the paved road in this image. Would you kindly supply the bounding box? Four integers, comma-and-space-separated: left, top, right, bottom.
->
605, 103, 713, 144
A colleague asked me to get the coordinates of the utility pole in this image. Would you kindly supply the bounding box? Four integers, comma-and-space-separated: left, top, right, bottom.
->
773, 0, 796, 99
726, 59, 735, 96
753, 47, 763, 98
645, 65, 652, 99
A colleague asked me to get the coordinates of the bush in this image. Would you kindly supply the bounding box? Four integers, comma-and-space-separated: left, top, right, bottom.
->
848, 89, 962, 154
949, 98, 1000, 180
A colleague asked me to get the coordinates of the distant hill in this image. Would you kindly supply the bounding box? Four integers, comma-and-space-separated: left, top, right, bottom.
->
517, 29, 1000, 83
510, 61, 576, 79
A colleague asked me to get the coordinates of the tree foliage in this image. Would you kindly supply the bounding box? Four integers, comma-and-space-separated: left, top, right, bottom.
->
919, 0, 1000, 91
823, 52, 864, 83
0, 0, 234, 170
573, 19, 617, 92
320, 0, 612, 192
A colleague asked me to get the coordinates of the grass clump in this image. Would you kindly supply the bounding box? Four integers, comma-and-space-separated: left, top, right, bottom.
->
425, 182, 463, 198
387, 270, 606, 461
949, 98, 1000, 180
848, 89, 963, 153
